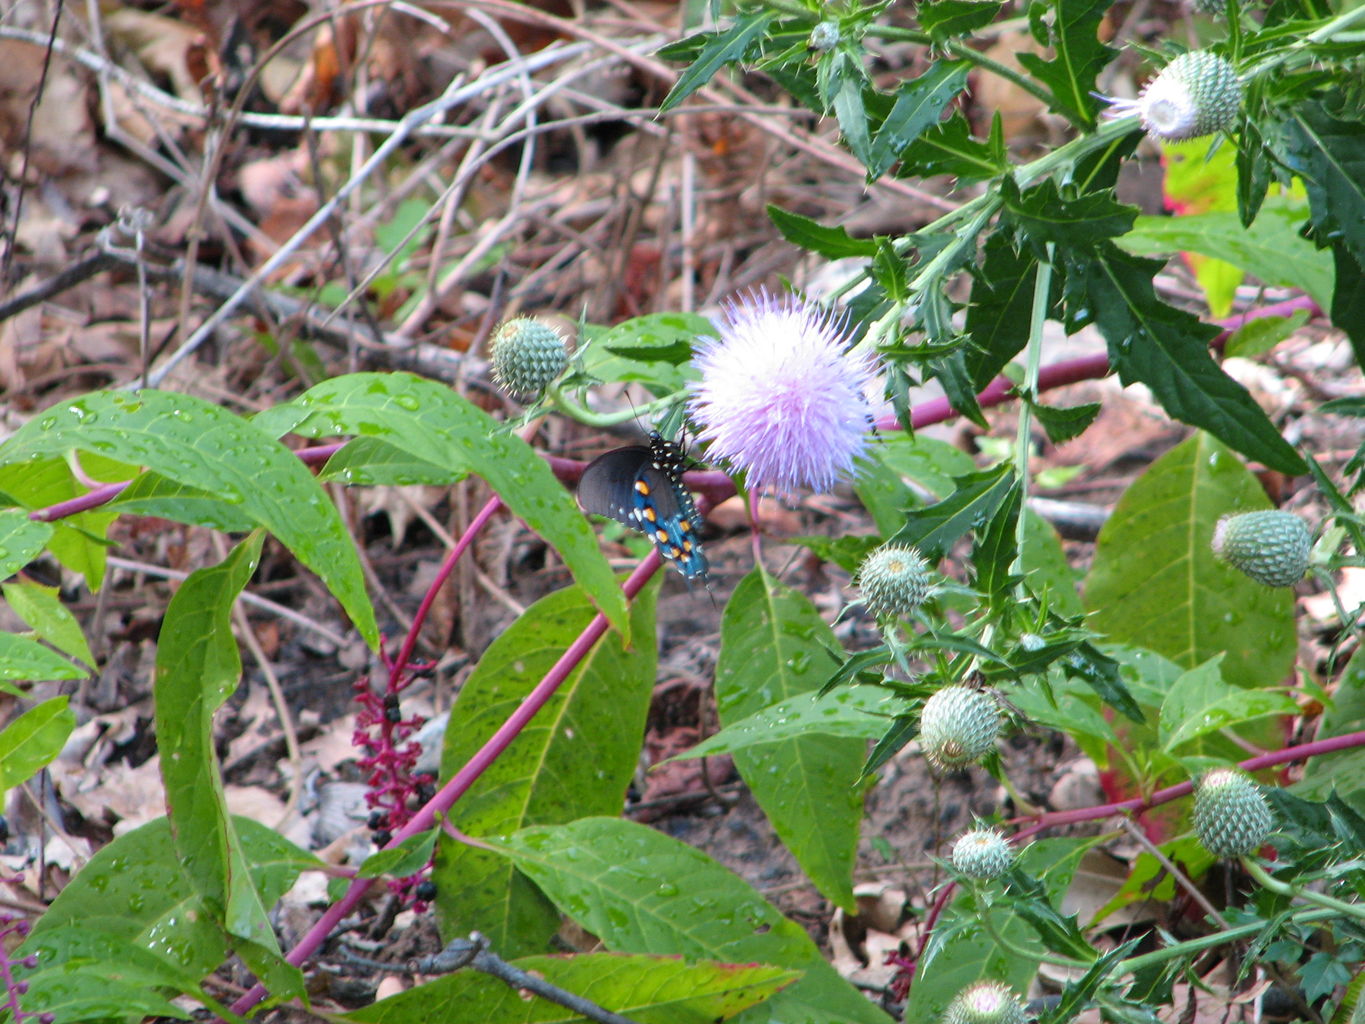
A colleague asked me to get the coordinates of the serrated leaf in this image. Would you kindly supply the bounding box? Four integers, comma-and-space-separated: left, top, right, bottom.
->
0, 390, 378, 644
1002, 179, 1137, 252
1331, 242, 1365, 370
434, 581, 658, 956
868, 61, 970, 178
659, 11, 777, 112
1117, 203, 1331, 309
1029, 398, 1102, 444
494, 818, 891, 1024
0, 696, 74, 792
972, 480, 1023, 607
889, 464, 1016, 560
1015, 0, 1116, 126
715, 570, 865, 912
920, 0, 1005, 39
670, 686, 892, 760
1075, 246, 1306, 475
1281, 97, 1365, 268
344, 953, 798, 1024
898, 114, 1007, 181
252, 373, 628, 638
1157, 656, 1298, 751
1083, 433, 1297, 690
965, 234, 1043, 389
768, 205, 879, 258
833, 71, 874, 168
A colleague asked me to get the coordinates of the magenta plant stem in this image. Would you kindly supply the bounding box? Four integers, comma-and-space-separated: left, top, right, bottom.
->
229, 553, 663, 1017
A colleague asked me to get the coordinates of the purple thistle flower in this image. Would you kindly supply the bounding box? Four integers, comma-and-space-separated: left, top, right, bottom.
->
689, 290, 878, 493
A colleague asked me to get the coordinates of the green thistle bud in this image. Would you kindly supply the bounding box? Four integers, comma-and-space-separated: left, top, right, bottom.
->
808, 20, 841, 50
1211, 510, 1311, 587
858, 544, 931, 619
952, 827, 1014, 880
920, 686, 1000, 773
490, 316, 569, 398
1101, 50, 1242, 141
943, 981, 1028, 1024
1193, 768, 1273, 857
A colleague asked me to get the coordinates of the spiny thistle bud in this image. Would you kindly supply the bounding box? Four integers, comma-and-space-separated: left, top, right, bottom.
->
858, 544, 932, 619
1211, 510, 1311, 587
952, 826, 1014, 880
808, 20, 841, 50
943, 981, 1028, 1024
490, 316, 569, 398
920, 686, 1000, 773
1101, 50, 1242, 141
1193, 768, 1274, 857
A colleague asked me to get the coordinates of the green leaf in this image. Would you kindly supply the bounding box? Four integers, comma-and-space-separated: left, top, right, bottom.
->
0, 459, 118, 590
0, 389, 378, 645
1083, 433, 1297, 690
1281, 97, 1365, 268
659, 11, 777, 113
0, 508, 54, 581
345, 953, 798, 1024
1298, 644, 1365, 808
359, 830, 438, 879
868, 61, 971, 178
787, 534, 882, 574
0, 631, 87, 684
1015, 0, 1116, 126
671, 686, 893, 760
3, 581, 93, 668
1330, 242, 1365, 370
889, 464, 1016, 560
1224, 310, 1311, 359
965, 234, 1043, 389
434, 580, 659, 957
494, 818, 891, 1024
920, 0, 1004, 40
768, 205, 879, 258
319, 437, 457, 486
715, 570, 865, 912
0, 696, 75, 791
1157, 656, 1298, 752
1020, 509, 1084, 619
580, 312, 712, 393
898, 114, 1006, 181
21, 816, 318, 1008
154, 533, 302, 999
108, 472, 258, 532
1002, 179, 1138, 252
872, 433, 978, 500
1028, 397, 1102, 444
833, 72, 874, 169
253, 373, 629, 638
1117, 202, 1332, 310
1074, 246, 1306, 475
972, 480, 1023, 608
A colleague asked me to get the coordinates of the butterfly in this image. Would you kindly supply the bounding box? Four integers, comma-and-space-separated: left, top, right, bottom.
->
577, 432, 709, 583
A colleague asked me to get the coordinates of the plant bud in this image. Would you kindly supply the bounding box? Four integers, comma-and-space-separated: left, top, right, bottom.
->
1211, 510, 1311, 587
490, 316, 569, 398
858, 544, 932, 619
920, 686, 1000, 773
952, 826, 1014, 879
943, 981, 1028, 1024
1193, 768, 1273, 857
1102, 50, 1242, 141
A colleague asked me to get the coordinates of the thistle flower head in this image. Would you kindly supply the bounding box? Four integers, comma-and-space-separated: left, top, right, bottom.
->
952, 826, 1014, 879
1194, 768, 1274, 857
490, 316, 569, 398
943, 981, 1028, 1024
1100, 50, 1242, 141
688, 290, 878, 494
858, 543, 932, 619
919, 685, 1000, 773
1211, 509, 1312, 587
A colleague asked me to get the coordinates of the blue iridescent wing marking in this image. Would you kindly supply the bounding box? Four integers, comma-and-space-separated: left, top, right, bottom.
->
577, 433, 709, 581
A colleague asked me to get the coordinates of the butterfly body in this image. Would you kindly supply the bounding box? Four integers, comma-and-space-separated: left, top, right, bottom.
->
578, 432, 709, 582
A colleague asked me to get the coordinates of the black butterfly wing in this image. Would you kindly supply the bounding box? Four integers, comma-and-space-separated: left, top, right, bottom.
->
577, 446, 651, 527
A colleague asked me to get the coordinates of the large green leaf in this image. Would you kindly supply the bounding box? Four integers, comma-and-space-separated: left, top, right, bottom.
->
433, 580, 659, 956
1083, 433, 1296, 690
1002, 179, 1137, 252
154, 534, 301, 998
1015, 0, 1116, 126
19, 816, 318, 1017
715, 570, 866, 912
0, 632, 88, 685
495, 818, 891, 1024
1157, 656, 1298, 753
1118, 201, 1332, 310
0, 390, 377, 643
672, 686, 893, 759
1075, 246, 1306, 475
345, 953, 796, 1024
253, 372, 628, 637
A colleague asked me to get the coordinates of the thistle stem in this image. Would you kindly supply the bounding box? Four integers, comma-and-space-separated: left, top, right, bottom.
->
1240, 856, 1365, 923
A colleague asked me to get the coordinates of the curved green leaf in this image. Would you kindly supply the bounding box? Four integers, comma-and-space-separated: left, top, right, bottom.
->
0, 390, 377, 645
253, 373, 629, 638
0, 696, 75, 791
0, 509, 54, 581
